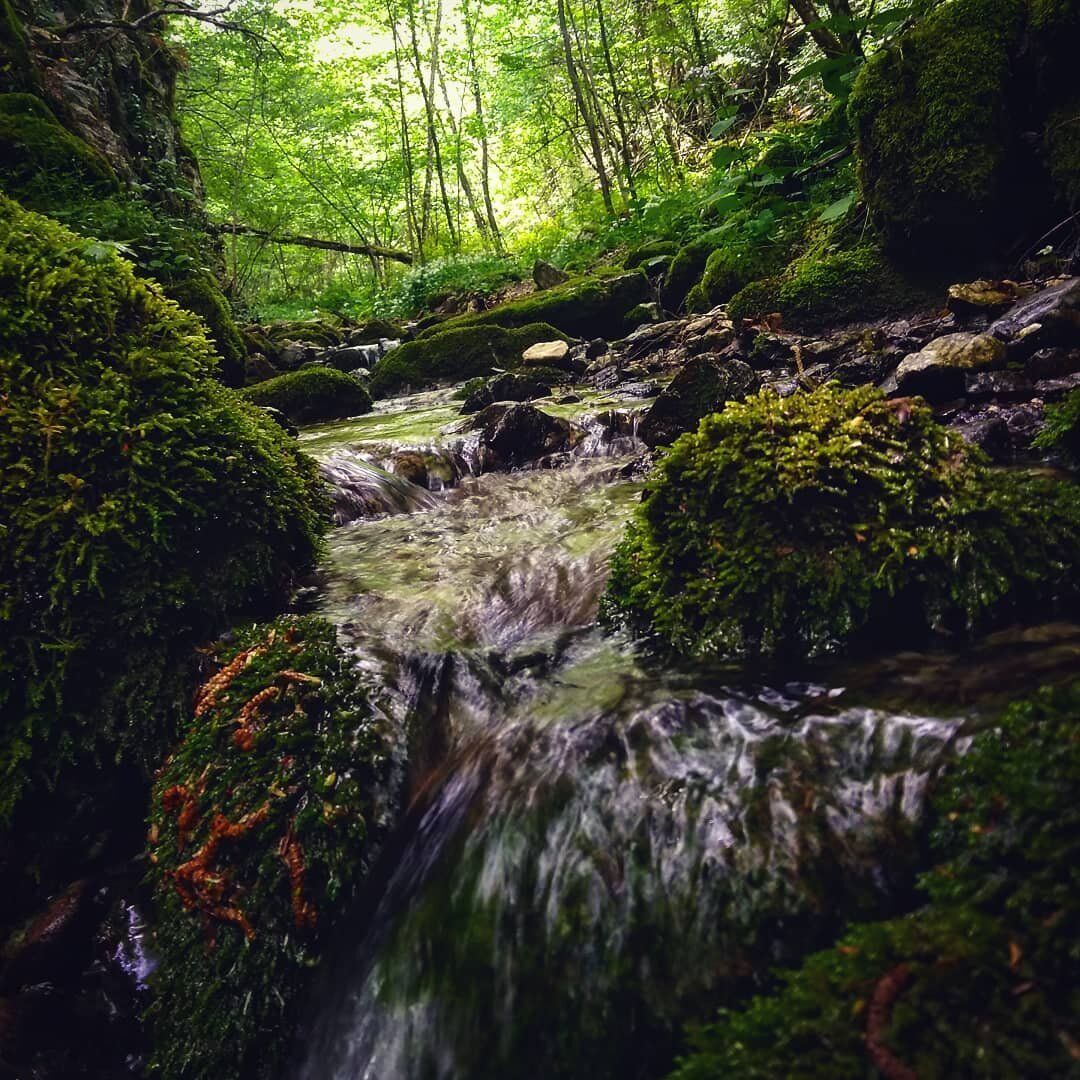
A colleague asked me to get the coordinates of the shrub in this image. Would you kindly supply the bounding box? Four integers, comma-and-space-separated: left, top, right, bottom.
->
0, 196, 327, 834
370, 322, 570, 398
147, 616, 399, 1080
242, 366, 373, 424
602, 384, 1080, 661
671, 680, 1080, 1079
1035, 387, 1080, 456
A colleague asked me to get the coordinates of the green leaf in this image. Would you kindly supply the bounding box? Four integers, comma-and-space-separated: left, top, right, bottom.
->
818, 191, 857, 223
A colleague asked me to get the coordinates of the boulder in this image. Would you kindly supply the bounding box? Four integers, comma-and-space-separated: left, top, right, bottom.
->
894, 332, 1006, 401
244, 352, 278, 385
533, 260, 570, 290
585, 338, 608, 359
461, 371, 559, 414
241, 367, 373, 423
989, 278, 1080, 356
639, 357, 760, 448
474, 404, 577, 468
324, 343, 382, 372
521, 340, 571, 368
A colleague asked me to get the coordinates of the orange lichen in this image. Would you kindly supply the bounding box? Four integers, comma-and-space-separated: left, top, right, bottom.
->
232, 685, 281, 750
193, 635, 274, 719
278, 826, 317, 930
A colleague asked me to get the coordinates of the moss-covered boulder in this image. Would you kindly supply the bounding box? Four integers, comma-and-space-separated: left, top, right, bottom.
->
166, 274, 246, 387
602, 384, 1080, 661
416, 273, 649, 342
848, 0, 1079, 257
671, 679, 1080, 1079
370, 322, 570, 398
693, 241, 790, 314
265, 319, 345, 348
624, 240, 679, 270
727, 246, 918, 330
147, 616, 398, 1080
0, 198, 326, 899
242, 366, 373, 424
660, 229, 730, 313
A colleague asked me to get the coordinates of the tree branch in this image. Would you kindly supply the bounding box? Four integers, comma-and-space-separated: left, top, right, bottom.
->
214, 223, 414, 264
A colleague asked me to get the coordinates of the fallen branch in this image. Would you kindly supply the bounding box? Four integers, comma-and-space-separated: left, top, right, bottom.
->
216, 223, 414, 265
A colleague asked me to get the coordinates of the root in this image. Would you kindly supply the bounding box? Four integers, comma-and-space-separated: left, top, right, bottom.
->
865, 963, 918, 1080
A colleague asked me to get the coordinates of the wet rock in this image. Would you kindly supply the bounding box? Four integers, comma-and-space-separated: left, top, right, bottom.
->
831, 352, 894, 388
1004, 402, 1045, 450
963, 370, 1032, 402
461, 371, 558, 414
988, 277, 1080, 356
639, 357, 760, 448
894, 332, 1006, 401
324, 343, 382, 372
244, 352, 278, 384
683, 314, 736, 356
387, 452, 429, 487
521, 340, 571, 369
532, 260, 569, 290
952, 412, 1012, 461
947, 279, 1028, 316
277, 342, 317, 370
1026, 347, 1080, 380
475, 404, 577, 468
626, 302, 663, 327
614, 381, 660, 399
585, 338, 608, 359
557, 393, 582, 404
747, 332, 797, 370
1034, 371, 1080, 402
1, 882, 94, 993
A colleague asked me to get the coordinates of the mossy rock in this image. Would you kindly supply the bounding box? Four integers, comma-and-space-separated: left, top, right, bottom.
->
0, 93, 117, 197
602, 384, 1080, 661
672, 679, 1080, 1079
695, 241, 791, 313
661, 228, 730, 313
624, 240, 678, 270
242, 366, 373, 424
147, 616, 399, 1080
727, 246, 920, 330
349, 317, 404, 344
370, 322, 570, 398
265, 319, 345, 348
848, 0, 1029, 257
167, 273, 246, 387
416, 273, 649, 342
0, 197, 326, 885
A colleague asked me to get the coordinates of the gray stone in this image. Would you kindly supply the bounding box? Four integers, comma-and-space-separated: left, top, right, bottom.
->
895, 332, 1006, 401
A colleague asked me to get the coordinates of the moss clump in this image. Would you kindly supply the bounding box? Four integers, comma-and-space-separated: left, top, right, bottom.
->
1035, 387, 1080, 457
672, 680, 1080, 1079
0, 196, 326, 834
695, 241, 790, 312
370, 322, 570, 398
848, 0, 1027, 255
167, 274, 246, 387
624, 240, 678, 269
727, 246, 920, 330
147, 616, 398, 1080
661, 228, 730, 312
266, 319, 346, 348
417, 272, 648, 341
602, 384, 1080, 661
242, 366, 373, 424
0, 93, 117, 195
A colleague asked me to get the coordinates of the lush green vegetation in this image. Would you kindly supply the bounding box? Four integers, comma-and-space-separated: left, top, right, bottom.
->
0, 196, 326, 838
603, 385, 1080, 661
148, 616, 397, 1080
673, 678, 1080, 1078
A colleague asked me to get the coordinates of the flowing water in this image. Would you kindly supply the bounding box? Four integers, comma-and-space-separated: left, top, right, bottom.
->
291, 392, 1080, 1079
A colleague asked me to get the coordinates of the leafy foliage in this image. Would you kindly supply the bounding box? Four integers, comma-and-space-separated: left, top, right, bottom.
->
602, 384, 1080, 661
0, 196, 327, 828
672, 679, 1080, 1079
148, 616, 399, 1080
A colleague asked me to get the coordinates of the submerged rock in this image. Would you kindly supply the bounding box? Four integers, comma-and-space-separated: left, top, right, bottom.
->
472, 403, 578, 469
638, 356, 759, 447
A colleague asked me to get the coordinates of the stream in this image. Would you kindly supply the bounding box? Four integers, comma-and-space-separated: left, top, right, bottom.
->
287, 391, 1080, 1079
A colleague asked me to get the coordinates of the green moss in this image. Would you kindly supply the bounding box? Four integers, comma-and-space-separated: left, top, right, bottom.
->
417, 272, 649, 341
0, 196, 326, 836
0, 93, 117, 197
350, 317, 404, 343
848, 0, 1027, 255
697, 241, 789, 312
266, 319, 345, 348
167, 274, 246, 387
672, 680, 1080, 1079
1035, 387, 1080, 457
370, 322, 570, 398
0, 0, 37, 93
726, 277, 782, 323
661, 228, 730, 312
624, 240, 678, 269
242, 366, 373, 423
147, 616, 398, 1080
601, 384, 1080, 661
